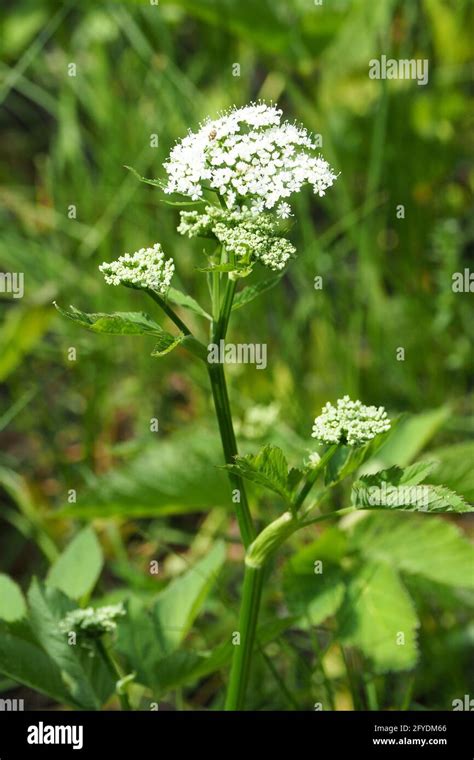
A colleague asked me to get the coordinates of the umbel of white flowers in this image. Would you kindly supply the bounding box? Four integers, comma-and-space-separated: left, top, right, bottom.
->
312, 395, 391, 446
99, 244, 174, 293
163, 102, 338, 215
178, 205, 295, 271
59, 603, 125, 640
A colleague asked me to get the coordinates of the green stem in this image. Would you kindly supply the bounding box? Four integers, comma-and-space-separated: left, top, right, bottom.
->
207, 271, 260, 709
144, 288, 192, 335
143, 288, 208, 361
225, 505, 354, 710
214, 277, 236, 343
208, 271, 255, 547
224, 564, 264, 710
293, 444, 338, 511
207, 361, 255, 548
365, 674, 379, 711
96, 639, 131, 711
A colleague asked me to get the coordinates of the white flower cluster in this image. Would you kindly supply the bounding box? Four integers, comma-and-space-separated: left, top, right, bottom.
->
312, 396, 391, 446
164, 102, 338, 213
99, 244, 174, 294
59, 603, 125, 640
235, 403, 280, 439
178, 205, 295, 271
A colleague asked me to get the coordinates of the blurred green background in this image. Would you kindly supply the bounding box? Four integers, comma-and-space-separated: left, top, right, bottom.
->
0, 0, 473, 710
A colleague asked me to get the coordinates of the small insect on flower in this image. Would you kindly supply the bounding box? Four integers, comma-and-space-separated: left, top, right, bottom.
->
99, 243, 174, 294
312, 395, 391, 446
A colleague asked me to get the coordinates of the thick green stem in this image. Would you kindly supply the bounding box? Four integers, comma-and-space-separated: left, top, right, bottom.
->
224, 564, 264, 710
207, 271, 260, 708
225, 506, 355, 710
208, 272, 255, 547
214, 277, 236, 343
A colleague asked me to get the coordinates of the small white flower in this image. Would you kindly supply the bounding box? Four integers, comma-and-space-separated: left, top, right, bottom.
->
59, 604, 125, 640
311, 395, 391, 446
99, 243, 174, 294
178, 205, 295, 272
163, 102, 338, 216
307, 451, 321, 468
276, 202, 292, 219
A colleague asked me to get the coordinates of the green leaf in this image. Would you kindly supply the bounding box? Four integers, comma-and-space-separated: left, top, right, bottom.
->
225, 444, 290, 500
0, 305, 52, 382
151, 332, 185, 357
352, 465, 471, 513
284, 564, 345, 629
27, 580, 113, 709
370, 406, 451, 468
337, 563, 419, 672
232, 274, 283, 311
54, 426, 229, 519
167, 287, 211, 320
54, 303, 167, 337
427, 442, 474, 502
324, 434, 390, 485
117, 601, 295, 695
124, 165, 205, 206
153, 541, 226, 654
124, 164, 165, 189
349, 513, 474, 589
0, 575, 26, 622
0, 620, 75, 706
47, 527, 103, 600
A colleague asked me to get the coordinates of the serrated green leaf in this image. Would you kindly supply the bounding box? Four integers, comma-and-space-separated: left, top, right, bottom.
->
287, 467, 305, 497
338, 563, 419, 672
0, 575, 26, 622
232, 273, 283, 311
55, 303, 166, 337
225, 444, 290, 500
47, 527, 103, 600
349, 513, 474, 589
352, 465, 471, 513
167, 287, 211, 320
283, 564, 345, 629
